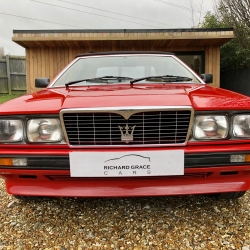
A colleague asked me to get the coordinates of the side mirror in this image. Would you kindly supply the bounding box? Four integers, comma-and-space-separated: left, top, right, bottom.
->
35, 78, 50, 88
200, 74, 213, 84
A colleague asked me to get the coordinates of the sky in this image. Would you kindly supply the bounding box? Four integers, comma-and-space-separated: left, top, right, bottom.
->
0, 0, 214, 56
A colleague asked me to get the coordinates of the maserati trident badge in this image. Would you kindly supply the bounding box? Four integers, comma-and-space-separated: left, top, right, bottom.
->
118, 124, 136, 144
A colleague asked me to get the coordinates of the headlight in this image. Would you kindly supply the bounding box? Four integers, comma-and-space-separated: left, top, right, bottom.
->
0, 119, 23, 142
193, 115, 228, 140
27, 118, 63, 142
233, 115, 250, 138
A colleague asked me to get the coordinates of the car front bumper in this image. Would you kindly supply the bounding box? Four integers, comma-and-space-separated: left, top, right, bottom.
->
1, 167, 250, 197
1, 144, 250, 197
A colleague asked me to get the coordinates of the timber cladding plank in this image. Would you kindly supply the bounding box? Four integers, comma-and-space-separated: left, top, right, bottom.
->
213, 46, 220, 88
69, 48, 75, 62
54, 49, 59, 79
64, 48, 69, 71
49, 48, 54, 83
29, 49, 35, 93
37, 47, 42, 80
26, 50, 30, 94
33, 48, 38, 92
44, 48, 50, 80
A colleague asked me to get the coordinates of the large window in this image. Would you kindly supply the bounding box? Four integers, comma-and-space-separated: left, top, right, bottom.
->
176, 52, 205, 76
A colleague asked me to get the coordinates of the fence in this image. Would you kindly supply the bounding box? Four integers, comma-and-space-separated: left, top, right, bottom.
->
0, 55, 26, 94
221, 68, 250, 96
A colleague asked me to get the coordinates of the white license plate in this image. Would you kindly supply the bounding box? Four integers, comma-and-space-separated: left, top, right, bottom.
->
70, 150, 184, 177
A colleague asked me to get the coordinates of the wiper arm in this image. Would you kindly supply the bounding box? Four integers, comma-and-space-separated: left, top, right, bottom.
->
65, 78, 92, 87
65, 76, 133, 87
130, 75, 193, 85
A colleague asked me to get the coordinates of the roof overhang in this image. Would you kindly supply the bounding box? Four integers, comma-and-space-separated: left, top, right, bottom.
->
12, 28, 234, 49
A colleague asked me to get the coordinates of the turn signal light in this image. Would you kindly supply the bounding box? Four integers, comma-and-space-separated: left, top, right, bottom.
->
0, 158, 12, 166
0, 158, 27, 166
230, 154, 250, 163
245, 155, 250, 162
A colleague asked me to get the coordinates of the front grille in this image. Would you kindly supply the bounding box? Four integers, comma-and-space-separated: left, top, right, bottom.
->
62, 109, 192, 146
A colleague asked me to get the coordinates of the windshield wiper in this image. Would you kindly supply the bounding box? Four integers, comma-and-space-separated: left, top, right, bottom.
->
65, 76, 133, 87
130, 75, 193, 85
65, 75, 192, 87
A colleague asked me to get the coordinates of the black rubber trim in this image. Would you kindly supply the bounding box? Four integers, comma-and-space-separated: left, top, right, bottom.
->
0, 152, 249, 170
0, 156, 69, 170
28, 157, 69, 169
185, 153, 230, 168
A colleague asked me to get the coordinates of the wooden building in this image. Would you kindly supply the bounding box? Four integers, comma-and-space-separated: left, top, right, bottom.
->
12, 28, 234, 93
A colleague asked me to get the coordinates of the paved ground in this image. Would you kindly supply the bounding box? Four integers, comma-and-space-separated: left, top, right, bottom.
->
0, 179, 250, 250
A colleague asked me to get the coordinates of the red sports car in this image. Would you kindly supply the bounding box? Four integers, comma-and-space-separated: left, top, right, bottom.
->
0, 51, 249, 199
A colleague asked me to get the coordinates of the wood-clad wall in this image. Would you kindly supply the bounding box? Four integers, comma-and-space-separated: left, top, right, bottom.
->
26, 47, 92, 93
26, 46, 220, 93
205, 46, 220, 87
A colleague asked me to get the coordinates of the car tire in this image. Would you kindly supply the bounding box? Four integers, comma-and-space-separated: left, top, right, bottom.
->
212, 191, 246, 199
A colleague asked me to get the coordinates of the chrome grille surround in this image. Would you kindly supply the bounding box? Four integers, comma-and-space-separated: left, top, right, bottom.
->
59, 106, 194, 148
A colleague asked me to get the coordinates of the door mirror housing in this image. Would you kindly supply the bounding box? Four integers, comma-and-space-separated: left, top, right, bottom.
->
35, 78, 50, 88
200, 74, 213, 84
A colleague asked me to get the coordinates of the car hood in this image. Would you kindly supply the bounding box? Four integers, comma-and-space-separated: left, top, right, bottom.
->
1, 84, 250, 115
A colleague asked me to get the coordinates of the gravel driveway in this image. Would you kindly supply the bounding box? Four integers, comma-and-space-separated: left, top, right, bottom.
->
0, 179, 250, 250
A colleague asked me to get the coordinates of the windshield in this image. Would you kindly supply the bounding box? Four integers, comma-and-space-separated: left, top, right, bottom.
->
52, 55, 201, 87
